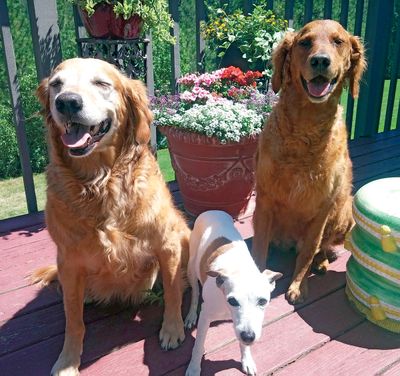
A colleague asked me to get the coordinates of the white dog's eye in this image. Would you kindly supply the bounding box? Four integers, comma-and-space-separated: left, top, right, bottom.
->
257, 298, 268, 307
227, 297, 240, 307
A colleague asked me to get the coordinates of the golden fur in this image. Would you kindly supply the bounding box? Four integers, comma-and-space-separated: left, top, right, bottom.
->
252, 20, 366, 304
33, 58, 190, 375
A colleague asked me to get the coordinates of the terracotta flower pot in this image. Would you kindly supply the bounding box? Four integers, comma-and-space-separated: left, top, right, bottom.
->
159, 126, 258, 218
79, 4, 143, 39
79, 4, 112, 38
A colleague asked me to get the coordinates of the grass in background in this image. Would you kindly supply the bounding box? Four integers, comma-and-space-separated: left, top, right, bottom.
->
0, 149, 175, 220
0, 173, 46, 220
341, 79, 400, 139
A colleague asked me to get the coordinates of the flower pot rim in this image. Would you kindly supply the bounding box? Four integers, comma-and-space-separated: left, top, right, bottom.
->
158, 125, 259, 146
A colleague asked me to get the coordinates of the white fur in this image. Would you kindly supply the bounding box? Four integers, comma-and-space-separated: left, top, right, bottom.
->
185, 210, 282, 376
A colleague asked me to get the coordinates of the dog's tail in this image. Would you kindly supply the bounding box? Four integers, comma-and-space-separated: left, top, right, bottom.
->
30, 265, 58, 286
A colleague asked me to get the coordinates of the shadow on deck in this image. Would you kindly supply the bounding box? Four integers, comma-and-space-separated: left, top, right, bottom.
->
1, 130, 400, 375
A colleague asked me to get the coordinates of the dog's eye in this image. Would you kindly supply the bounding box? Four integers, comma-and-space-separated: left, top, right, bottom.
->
298, 38, 311, 48
49, 79, 62, 88
258, 298, 268, 307
334, 38, 344, 46
227, 297, 240, 307
93, 80, 111, 88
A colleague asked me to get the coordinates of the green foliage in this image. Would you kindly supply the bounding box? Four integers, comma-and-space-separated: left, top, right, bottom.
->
203, 3, 288, 77
141, 287, 164, 306
0, 0, 49, 178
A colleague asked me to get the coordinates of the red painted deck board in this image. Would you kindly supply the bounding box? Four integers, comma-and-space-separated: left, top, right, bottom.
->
1, 132, 400, 375
275, 322, 400, 376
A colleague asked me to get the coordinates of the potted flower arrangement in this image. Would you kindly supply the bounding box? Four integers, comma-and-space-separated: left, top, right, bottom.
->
202, 3, 288, 78
69, 0, 174, 42
152, 67, 277, 217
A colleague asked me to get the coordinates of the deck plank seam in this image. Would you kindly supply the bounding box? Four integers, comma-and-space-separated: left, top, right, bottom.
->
261, 319, 366, 376
375, 357, 400, 375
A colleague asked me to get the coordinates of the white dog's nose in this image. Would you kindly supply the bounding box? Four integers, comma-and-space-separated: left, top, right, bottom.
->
240, 330, 255, 344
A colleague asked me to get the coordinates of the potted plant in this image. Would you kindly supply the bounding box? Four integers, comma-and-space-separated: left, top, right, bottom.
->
152, 67, 278, 217
69, 0, 175, 42
202, 3, 288, 78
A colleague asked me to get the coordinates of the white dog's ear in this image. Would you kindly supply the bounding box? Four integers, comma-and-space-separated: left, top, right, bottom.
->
206, 270, 226, 287
262, 269, 283, 283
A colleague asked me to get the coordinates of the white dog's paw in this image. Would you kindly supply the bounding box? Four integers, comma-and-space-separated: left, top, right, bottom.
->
185, 363, 201, 376
241, 356, 257, 375
184, 309, 198, 329
51, 362, 79, 376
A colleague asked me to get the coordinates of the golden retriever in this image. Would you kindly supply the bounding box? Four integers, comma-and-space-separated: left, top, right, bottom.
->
33, 58, 190, 375
252, 20, 366, 304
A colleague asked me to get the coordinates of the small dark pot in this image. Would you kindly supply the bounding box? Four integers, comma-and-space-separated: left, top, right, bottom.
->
218, 42, 265, 72
79, 4, 143, 39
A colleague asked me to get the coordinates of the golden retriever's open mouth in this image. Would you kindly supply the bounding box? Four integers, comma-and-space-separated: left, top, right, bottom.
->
61, 119, 111, 157
301, 75, 338, 100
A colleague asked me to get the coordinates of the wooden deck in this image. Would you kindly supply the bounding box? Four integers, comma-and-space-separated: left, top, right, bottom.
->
1, 130, 400, 376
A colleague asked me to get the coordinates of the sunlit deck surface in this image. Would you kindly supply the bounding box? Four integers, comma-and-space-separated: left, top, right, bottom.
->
1, 130, 400, 375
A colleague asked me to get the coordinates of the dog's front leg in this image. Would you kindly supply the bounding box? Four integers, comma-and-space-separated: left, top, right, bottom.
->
51, 259, 86, 376
185, 307, 210, 376
286, 203, 333, 304
252, 195, 273, 270
158, 247, 185, 350
240, 343, 257, 375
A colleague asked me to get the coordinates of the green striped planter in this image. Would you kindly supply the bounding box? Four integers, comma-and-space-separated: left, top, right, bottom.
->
345, 178, 400, 333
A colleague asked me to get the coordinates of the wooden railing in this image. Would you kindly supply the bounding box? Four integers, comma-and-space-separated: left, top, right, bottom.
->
0, 0, 399, 220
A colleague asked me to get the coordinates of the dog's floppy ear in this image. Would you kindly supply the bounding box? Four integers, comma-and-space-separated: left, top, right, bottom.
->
36, 77, 50, 112
271, 31, 296, 94
207, 270, 227, 287
348, 35, 367, 98
124, 78, 153, 145
262, 269, 283, 289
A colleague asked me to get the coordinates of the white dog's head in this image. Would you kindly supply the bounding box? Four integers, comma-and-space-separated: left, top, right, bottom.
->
208, 269, 282, 345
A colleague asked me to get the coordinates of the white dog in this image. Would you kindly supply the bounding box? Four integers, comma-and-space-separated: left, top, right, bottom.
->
185, 210, 282, 375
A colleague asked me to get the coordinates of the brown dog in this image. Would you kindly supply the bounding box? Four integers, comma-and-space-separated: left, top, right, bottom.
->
33, 58, 190, 375
252, 20, 366, 304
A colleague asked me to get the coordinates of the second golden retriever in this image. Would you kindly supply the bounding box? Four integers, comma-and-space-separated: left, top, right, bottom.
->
252, 20, 366, 304
33, 58, 190, 375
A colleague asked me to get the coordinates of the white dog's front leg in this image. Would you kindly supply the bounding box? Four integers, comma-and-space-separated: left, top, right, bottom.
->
240, 343, 257, 375
185, 307, 210, 376
184, 258, 200, 329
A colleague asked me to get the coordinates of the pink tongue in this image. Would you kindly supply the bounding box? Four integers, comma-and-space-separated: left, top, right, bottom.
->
307, 80, 331, 97
61, 126, 91, 148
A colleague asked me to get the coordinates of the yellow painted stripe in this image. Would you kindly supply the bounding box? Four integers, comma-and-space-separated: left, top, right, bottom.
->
347, 275, 400, 319
353, 205, 400, 243
347, 237, 400, 283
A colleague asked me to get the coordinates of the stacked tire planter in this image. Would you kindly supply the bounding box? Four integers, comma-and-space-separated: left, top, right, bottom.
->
345, 177, 400, 333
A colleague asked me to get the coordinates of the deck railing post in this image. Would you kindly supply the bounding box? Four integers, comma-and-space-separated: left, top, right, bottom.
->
345, 0, 364, 134
144, 33, 157, 151
285, 0, 295, 28
26, 0, 62, 81
169, 0, 181, 94
0, 0, 38, 214
195, 0, 206, 72
354, 0, 394, 138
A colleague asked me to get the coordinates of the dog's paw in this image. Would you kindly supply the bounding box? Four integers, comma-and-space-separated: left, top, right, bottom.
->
184, 309, 198, 329
159, 317, 185, 350
51, 359, 80, 376
185, 363, 201, 376
242, 356, 257, 375
285, 283, 308, 305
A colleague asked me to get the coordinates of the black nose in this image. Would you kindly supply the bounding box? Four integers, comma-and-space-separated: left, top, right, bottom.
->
310, 54, 331, 69
55, 92, 83, 115
240, 330, 256, 344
